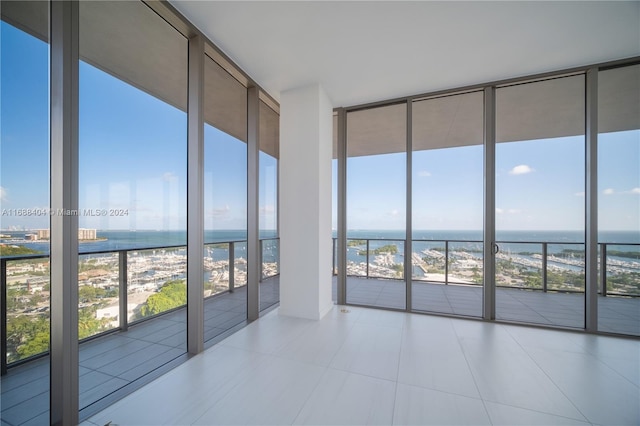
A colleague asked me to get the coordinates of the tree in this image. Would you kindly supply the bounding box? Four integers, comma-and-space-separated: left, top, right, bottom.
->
139, 280, 187, 318
6, 315, 50, 362
17, 330, 49, 359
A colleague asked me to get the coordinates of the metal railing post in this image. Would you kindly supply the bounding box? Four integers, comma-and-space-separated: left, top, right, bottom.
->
600, 244, 607, 297
445, 241, 449, 285
542, 243, 548, 292
259, 239, 264, 281
1, 259, 7, 375
229, 242, 235, 293
119, 251, 128, 331
366, 239, 370, 279
332, 238, 336, 275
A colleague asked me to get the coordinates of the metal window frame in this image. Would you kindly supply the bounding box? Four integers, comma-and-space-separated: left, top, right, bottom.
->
187, 33, 205, 354
50, 1, 79, 423
337, 108, 347, 305
405, 99, 413, 311
585, 67, 598, 332
483, 86, 496, 320
247, 86, 260, 320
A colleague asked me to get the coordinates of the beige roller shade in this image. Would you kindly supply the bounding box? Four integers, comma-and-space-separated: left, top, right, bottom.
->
260, 100, 279, 159
205, 55, 247, 142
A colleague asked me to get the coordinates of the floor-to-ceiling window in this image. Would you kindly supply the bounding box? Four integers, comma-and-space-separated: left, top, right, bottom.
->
78, 0, 188, 413
259, 98, 280, 311
597, 64, 640, 336
203, 53, 248, 342
1, 2, 50, 423
412, 91, 484, 317
1, 1, 280, 423
346, 103, 407, 310
332, 113, 339, 297
494, 75, 586, 328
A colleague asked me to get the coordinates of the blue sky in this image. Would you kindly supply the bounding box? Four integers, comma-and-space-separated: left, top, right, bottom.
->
2, 20, 639, 234
1, 20, 278, 232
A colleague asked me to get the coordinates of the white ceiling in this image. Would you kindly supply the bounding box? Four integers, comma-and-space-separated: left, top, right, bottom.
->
170, 1, 640, 108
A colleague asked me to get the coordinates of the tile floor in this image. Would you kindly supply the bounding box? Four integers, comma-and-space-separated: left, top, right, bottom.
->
84, 305, 640, 426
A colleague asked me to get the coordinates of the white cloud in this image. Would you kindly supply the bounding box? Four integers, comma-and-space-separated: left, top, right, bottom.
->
603, 188, 615, 195
628, 187, 640, 194
207, 205, 230, 218
496, 208, 504, 214
418, 170, 431, 177
389, 209, 399, 217
260, 204, 275, 214
0, 186, 6, 202
507, 209, 521, 214
162, 172, 178, 182
574, 191, 585, 197
509, 164, 534, 175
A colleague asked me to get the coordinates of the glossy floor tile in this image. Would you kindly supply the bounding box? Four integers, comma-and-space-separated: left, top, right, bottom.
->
85, 305, 639, 426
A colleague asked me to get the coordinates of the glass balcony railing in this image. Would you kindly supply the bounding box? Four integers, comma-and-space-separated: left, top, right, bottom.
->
332, 238, 639, 297
0, 238, 279, 374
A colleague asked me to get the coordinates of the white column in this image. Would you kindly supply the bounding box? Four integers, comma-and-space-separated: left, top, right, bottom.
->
279, 84, 333, 320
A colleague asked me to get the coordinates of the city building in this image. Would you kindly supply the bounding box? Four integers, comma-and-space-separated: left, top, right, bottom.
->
77, 228, 97, 240
35, 228, 96, 240
0, 1, 638, 425
35, 229, 50, 240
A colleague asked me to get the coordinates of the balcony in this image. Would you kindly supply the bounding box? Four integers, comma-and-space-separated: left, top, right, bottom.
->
331, 238, 639, 335
0, 239, 280, 425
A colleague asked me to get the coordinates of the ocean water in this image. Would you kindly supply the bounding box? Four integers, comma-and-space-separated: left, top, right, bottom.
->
1, 229, 637, 260
0, 229, 277, 255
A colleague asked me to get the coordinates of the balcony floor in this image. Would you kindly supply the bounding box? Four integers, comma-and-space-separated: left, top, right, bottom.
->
338, 277, 640, 336
85, 304, 639, 426
0, 278, 279, 426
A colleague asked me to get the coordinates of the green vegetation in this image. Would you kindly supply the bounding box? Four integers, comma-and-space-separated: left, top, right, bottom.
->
359, 244, 398, 256
521, 271, 543, 289
78, 306, 112, 339
607, 250, 640, 260
607, 272, 640, 295
138, 280, 186, 318
6, 315, 49, 362
348, 240, 366, 247
0, 245, 42, 256
6, 288, 47, 311
208, 243, 229, 249
79, 285, 117, 303
391, 263, 404, 278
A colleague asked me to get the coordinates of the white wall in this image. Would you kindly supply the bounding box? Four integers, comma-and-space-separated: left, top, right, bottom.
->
278, 83, 334, 320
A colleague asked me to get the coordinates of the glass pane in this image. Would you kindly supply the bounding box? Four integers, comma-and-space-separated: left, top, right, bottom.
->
598, 64, 640, 336
346, 103, 406, 310
495, 75, 585, 328
332, 113, 338, 301
1, 3, 50, 423
78, 0, 188, 413
412, 91, 484, 317
259, 100, 280, 312
79, 253, 120, 338
203, 55, 248, 344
